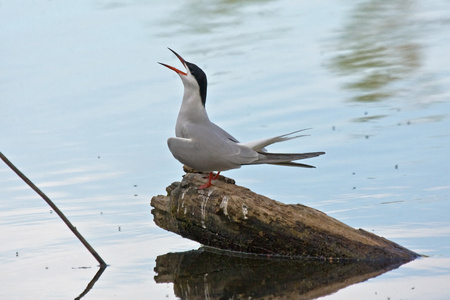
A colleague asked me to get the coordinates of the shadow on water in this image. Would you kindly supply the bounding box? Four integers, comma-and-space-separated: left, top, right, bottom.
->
157, 0, 275, 35
327, 0, 423, 103
154, 247, 410, 300
155, 0, 284, 58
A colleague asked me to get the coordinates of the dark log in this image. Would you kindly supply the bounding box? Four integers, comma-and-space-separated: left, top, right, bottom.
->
151, 173, 419, 261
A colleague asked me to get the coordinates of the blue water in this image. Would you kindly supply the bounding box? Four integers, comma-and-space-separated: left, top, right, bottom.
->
1, 0, 450, 299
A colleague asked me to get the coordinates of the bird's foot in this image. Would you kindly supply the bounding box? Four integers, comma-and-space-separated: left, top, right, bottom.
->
198, 172, 220, 190
198, 181, 212, 190
201, 172, 220, 180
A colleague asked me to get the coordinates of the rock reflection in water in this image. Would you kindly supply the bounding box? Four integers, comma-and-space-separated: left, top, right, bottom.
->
154, 247, 409, 300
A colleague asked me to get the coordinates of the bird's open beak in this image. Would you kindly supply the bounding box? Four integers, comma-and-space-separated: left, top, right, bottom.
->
158, 48, 188, 76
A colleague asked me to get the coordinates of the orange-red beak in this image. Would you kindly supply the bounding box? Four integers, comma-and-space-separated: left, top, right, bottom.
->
158, 48, 187, 76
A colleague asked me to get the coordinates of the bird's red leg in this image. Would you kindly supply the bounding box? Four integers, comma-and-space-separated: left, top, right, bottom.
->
198, 172, 214, 190
198, 172, 220, 190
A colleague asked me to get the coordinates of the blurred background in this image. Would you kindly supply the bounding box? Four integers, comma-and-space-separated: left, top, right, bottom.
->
1, 0, 449, 299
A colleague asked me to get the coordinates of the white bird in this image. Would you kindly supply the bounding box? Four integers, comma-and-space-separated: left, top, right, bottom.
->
159, 48, 325, 190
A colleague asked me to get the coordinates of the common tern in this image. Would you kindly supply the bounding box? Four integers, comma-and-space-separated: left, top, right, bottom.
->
159, 48, 325, 189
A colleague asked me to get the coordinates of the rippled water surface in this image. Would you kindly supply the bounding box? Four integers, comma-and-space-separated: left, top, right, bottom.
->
1, 0, 450, 299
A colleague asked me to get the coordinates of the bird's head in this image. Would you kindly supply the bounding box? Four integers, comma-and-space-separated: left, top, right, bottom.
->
159, 48, 207, 107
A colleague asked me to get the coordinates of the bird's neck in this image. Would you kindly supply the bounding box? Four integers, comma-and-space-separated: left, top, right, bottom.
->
175, 90, 210, 137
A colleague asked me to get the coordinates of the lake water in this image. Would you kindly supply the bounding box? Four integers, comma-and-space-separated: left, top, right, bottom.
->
1, 0, 450, 299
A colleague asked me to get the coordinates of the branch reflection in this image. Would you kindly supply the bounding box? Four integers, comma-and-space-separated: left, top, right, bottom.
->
74, 265, 107, 300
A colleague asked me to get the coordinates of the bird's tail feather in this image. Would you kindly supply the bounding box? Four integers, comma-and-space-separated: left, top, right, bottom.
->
268, 161, 316, 168
239, 129, 311, 152
246, 151, 325, 168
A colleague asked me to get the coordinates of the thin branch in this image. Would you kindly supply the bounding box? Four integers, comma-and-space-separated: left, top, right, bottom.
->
0, 151, 107, 267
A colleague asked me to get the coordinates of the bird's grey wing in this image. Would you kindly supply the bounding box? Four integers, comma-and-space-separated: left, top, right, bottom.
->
223, 141, 259, 165
210, 122, 240, 143
239, 129, 311, 152
168, 124, 258, 171
189, 122, 258, 166
201, 133, 259, 168
167, 137, 198, 166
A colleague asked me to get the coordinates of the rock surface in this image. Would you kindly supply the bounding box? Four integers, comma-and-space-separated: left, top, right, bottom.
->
151, 173, 419, 261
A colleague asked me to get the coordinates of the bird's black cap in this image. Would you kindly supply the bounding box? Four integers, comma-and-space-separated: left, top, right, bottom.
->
185, 61, 208, 107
